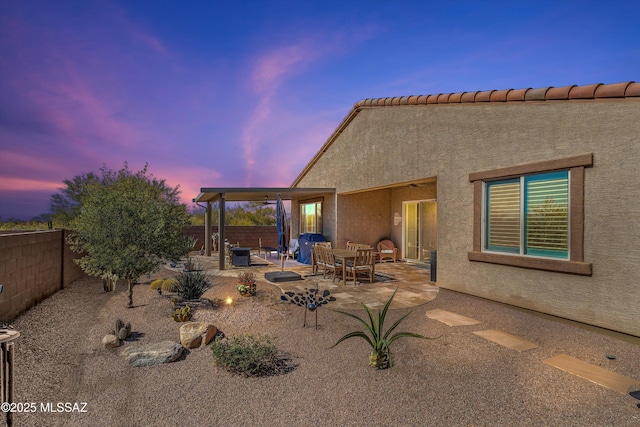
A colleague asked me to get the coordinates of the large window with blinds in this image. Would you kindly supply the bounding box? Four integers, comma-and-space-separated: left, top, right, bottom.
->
468, 154, 593, 276
485, 171, 569, 259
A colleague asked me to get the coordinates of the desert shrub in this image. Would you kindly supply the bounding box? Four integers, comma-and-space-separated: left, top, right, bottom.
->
211, 335, 287, 377
174, 270, 211, 300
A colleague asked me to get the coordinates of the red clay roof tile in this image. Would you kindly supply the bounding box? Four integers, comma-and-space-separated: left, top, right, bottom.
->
449, 92, 463, 103
437, 93, 450, 104
490, 89, 511, 102
476, 90, 495, 102
569, 83, 602, 99
626, 82, 640, 97
525, 87, 551, 101
461, 91, 478, 103
547, 85, 576, 100
426, 95, 439, 104
595, 81, 633, 98
507, 88, 529, 101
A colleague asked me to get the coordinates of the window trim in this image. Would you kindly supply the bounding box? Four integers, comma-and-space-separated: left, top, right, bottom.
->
468, 154, 593, 276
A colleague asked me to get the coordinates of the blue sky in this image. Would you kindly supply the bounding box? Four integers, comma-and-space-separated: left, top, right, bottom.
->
1, 0, 638, 219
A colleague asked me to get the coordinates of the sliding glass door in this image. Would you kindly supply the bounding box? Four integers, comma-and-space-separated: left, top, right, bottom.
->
403, 200, 437, 262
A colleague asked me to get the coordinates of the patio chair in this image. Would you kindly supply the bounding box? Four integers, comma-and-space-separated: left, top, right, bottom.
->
316, 245, 342, 282
377, 239, 398, 263
286, 238, 299, 260
345, 248, 375, 285
347, 241, 371, 250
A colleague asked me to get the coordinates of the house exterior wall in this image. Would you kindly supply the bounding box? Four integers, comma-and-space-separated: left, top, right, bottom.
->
295, 99, 640, 337
336, 189, 392, 248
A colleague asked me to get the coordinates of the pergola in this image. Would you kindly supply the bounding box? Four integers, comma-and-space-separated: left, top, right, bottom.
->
193, 187, 335, 270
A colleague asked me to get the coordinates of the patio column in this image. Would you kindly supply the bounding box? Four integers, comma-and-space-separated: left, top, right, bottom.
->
205, 201, 212, 256
218, 193, 226, 270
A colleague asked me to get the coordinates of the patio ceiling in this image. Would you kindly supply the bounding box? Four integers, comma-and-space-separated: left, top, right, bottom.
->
193, 187, 335, 203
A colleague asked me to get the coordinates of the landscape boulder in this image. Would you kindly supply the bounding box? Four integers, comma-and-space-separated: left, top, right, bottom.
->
102, 334, 120, 348
179, 322, 218, 349
121, 341, 184, 367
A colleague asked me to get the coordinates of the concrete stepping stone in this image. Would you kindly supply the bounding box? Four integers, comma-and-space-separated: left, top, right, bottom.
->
543, 354, 640, 394
426, 309, 481, 326
473, 329, 538, 352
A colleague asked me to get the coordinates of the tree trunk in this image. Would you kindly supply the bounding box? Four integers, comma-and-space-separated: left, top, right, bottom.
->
127, 278, 134, 308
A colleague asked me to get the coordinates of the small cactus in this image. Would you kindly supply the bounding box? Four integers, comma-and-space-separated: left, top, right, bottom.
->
172, 305, 192, 322
149, 278, 179, 294
112, 319, 132, 342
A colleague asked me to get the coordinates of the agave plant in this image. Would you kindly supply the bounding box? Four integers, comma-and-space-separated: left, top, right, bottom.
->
331, 287, 431, 369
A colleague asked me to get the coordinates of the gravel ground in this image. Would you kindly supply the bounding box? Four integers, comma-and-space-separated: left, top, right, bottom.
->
8, 269, 640, 427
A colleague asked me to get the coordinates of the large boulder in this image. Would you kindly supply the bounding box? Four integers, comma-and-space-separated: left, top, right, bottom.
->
179, 322, 218, 349
121, 341, 184, 367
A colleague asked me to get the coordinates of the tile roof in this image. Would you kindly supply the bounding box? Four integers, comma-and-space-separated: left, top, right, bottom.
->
292, 81, 639, 187
355, 81, 639, 107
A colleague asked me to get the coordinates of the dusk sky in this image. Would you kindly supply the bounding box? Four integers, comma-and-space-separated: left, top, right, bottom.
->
1, 1, 638, 220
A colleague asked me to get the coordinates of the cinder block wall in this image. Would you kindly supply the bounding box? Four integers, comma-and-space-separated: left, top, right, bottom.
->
0, 230, 84, 322
183, 226, 278, 250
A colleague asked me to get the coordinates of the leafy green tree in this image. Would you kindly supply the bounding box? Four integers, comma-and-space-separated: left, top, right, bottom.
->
189, 201, 275, 226
49, 171, 103, 226
227, 202, 276, 226
67, 163, 190, 308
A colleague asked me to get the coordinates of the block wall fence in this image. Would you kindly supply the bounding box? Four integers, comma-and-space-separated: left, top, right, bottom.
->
0, 226, 277, 322
0, 230, 85, 323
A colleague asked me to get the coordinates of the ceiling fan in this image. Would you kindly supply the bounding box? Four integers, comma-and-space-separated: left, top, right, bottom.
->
263, 195, 276, 205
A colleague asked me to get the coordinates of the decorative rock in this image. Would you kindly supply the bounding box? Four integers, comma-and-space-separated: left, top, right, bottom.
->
179, 322, 218, 349
121, 341, 184, 367
102, 334, 120, 348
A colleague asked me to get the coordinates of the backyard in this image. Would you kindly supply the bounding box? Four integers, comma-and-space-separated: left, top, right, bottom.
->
8, 259, 640, 426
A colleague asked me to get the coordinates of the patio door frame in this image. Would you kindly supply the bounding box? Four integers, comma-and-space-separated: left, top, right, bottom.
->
402, 199, 437, 263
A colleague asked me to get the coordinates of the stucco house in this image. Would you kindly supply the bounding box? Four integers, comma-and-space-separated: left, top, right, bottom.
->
288, 81, 640, 337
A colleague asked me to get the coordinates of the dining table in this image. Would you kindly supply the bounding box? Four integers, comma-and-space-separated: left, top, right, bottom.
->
331, 248, 357, 285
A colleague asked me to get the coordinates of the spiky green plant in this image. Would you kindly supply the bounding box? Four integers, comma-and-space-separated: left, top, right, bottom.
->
174, 270, 211, 300
331, 287, 431, 369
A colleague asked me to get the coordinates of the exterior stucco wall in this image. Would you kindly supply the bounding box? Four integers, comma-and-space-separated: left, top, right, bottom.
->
295, 99, 640, 337
336, 189, 391, 248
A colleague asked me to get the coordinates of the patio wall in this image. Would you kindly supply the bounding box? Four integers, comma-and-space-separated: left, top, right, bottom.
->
183, 225, 278, 251
0, 230, 85, 322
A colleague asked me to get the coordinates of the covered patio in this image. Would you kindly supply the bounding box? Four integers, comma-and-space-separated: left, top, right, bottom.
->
192, 187, 335, 270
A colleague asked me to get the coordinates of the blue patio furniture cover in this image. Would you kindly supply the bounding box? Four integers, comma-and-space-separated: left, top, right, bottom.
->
297, 233, 326, 264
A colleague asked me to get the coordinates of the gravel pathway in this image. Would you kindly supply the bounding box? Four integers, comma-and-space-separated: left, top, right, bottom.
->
7, 270, 640, 426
